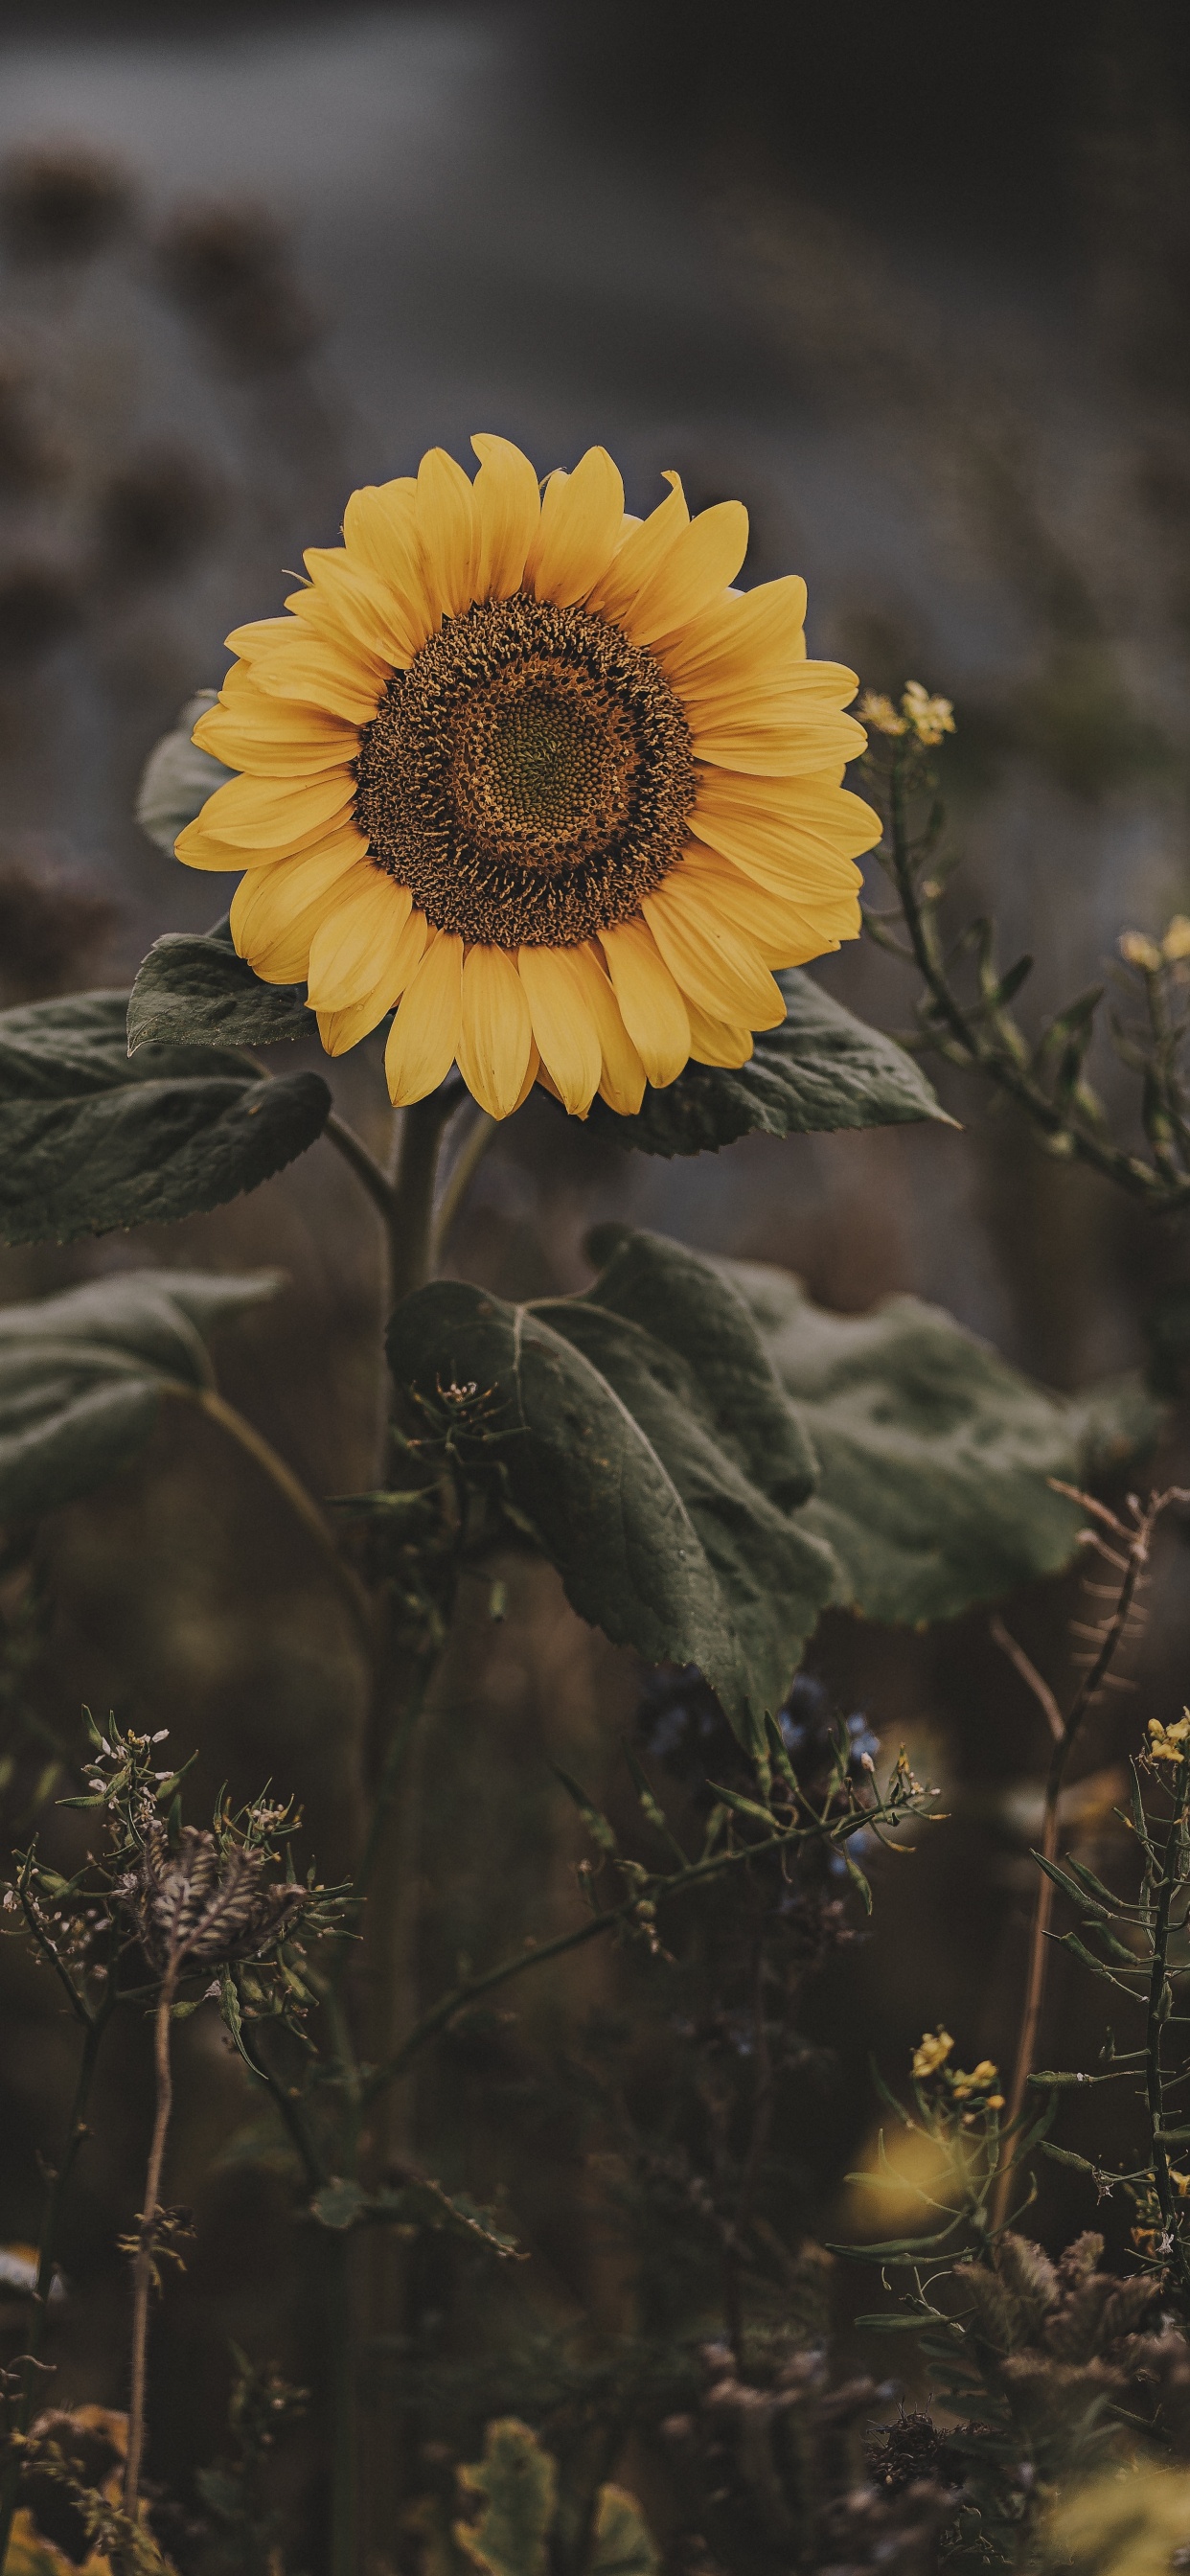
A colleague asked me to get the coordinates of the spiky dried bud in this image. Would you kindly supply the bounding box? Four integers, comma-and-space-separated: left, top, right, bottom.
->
122, 1825, 307, 1974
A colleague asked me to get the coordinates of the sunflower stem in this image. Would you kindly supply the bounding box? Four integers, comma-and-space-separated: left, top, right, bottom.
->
387, 1089, 461, 1308
430, 1104, 497, 1270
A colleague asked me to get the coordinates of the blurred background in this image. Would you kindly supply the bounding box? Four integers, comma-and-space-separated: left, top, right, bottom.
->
3, 0, 1190, 2559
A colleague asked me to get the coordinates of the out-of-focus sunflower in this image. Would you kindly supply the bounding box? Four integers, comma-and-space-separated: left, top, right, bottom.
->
178, 438, 879, 1118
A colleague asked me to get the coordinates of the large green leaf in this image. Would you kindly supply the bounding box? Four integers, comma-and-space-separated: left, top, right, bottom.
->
0, 1268, 280, 1521
587, 967, 952, 1156
128, 929, 310, 1052
387, 1229, 833, 1750
135, 691, 230, 855
0, 991, 331, 1245
721, 1259, 1161, 1626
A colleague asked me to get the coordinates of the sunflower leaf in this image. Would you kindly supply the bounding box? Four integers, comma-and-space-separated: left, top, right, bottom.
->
386, 1228, 834, 1753
588, 965, 952, 1155
135, 691, 231, 855
0, 1267, 281, 1521
0, 990, 331, 1245
128, 931, 310, 1052
719, 1257, 1161, 1626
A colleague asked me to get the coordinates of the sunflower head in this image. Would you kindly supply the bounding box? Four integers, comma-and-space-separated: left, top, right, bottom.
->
178, 436, 879, 1119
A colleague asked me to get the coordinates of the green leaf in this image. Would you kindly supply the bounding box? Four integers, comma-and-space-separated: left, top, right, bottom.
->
309, 2177, 367, 2230
310, 2173, 520, 2256
591, 2488, 658, 2576
455, 2422, 558, 2576
719, 1259, 1160, 1627
135, 691, 230, 854
387, 1228, 834, 1751
128, 928, 310, 1053
0, 990, 331, 1244
587, 966, 952, 1157
0, 1267, 281, 1521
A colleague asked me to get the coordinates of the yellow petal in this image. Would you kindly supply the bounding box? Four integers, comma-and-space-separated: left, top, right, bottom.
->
642, 876, 786, 1027
657, 576, 808, 690
231, 842, 368, 984
306, 869, 417, 1012
621, 499, 749, 647
683, 998, 754, 1068
568, 942, 647, 1116
598, 917, 691, 1088
456, 944, 534, 1117
194, 698, 357, 779
225, 616, 294, 660
290, 546, 421, 665
317, 922, 428, 1056
692, 707, 866, 776
679, 846, 858, 964
250, 633, 387, 725
513, 1043, 540, 1112
516, 946, 603, 1115
691, 770, 881, 886
679, 656, 859, 727
176, 811, 367, 876
470, 435, 541, 602
384, 931, 464, 1105
586, 472, 689, 624
416, 446, 476, 622
187, 768, 355, 851
342, 478, 437, 647
524, 448, 625, 608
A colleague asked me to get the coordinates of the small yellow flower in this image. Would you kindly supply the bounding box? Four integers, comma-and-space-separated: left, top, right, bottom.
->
1119, 930, 1164, 973
901, 680, 955, 748
1147, 1713, 1190, 1764
951, 2057, 999, 2100
858, 690, 906, 738
912, 2027, 954, 2081
1172, 2169, 1190, 2197
1163, 913, 1190, 961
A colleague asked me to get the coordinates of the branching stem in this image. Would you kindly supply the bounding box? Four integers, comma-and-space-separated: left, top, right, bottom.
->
124, 1961, 178, 2520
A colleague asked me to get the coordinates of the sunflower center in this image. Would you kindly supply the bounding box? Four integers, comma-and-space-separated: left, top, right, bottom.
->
354, 593, 696, 946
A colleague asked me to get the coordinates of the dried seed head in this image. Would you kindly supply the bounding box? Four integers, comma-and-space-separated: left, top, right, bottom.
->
123, 1825, 307, 1973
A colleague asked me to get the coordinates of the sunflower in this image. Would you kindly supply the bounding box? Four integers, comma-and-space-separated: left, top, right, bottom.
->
177, 437, 879, 1118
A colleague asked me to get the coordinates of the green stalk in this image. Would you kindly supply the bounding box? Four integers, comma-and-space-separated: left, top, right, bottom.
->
387, 1091, 461, 1308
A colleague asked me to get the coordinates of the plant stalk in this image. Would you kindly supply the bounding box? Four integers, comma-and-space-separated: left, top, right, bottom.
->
387, 1090, 461, 1308
1145, 1761, 1190, 2301
124, 1962, 179, 2521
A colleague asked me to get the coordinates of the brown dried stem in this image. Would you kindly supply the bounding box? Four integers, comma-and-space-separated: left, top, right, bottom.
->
123, 1960, 178, 2521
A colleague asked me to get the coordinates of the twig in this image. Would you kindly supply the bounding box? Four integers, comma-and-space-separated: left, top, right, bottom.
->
990, 1615, 1064, 1747
430, 1104, 497, 1268
172, 1386, 374, 1659
1144, 1760, 1190, 2302
124, 1962, 179, 2520
990, 1488, 1189, 2228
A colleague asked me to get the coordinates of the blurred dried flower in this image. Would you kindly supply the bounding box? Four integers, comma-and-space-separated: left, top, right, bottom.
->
0, 852, 115, 1003
911, 2027, 953, 2080
157, 202, 320, 369
0, 147, 134, 266
121, 1823, 308, 1975
858, 690, 906, 737
0, 563, 80, 665
95, 444, 221, 585
1164, 912, 1190, 960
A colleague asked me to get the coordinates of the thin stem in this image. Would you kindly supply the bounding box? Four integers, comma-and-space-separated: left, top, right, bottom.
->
430, 1106, 497, 1270
364, 1805, 875, 2104
388, 1090, 460, 1308
991, 1497, 1162, 2228
1145, 1764, 1190, 2300
0, 1997, 113, 2570
174, 1387, 374, 1659
124, 1963, 178, 2520
328, 2232, 356, 2576
882, 756, 1190, 1208
724, 1934, 773, 2368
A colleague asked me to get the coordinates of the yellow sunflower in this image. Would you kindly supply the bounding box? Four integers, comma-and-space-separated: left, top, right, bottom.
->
177, 437, 879, 1118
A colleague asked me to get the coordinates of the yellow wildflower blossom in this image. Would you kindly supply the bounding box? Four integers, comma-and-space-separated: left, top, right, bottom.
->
911, 2027, 954, 2081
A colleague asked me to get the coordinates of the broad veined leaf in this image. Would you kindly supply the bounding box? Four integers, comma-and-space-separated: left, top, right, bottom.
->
0, 1268, 281, 1522
128, 927, 310, 1053
721, 1259, 1161, 1627
387, 1228, 835, 1751
135, 691, 230, 855
0, 991, 331, 1245
588, 966, 952, 1156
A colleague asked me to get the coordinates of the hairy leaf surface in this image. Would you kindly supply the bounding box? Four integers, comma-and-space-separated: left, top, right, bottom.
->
388, 1228, 833, 1749
588, 967, 951, 1155
128, 930, 310, 1051
0, 991, 330, 1244
721, 1260, 1160, 1624
0, 1268, 281, 1520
